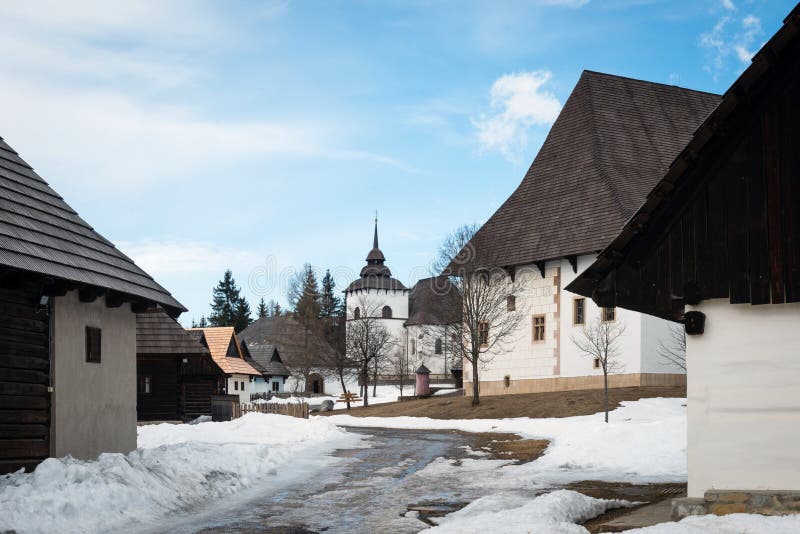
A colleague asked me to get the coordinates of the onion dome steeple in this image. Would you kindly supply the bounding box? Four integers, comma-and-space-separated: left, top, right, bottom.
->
346, 215, 407, 292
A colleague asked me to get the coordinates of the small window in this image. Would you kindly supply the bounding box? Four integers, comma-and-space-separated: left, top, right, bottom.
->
138, 375, 151, 395
478, 322, 489, 347
602, 307, 616, 322
240, 381, 245, 391
533, 315, 546, 343
85, 327, 101, 363
594, 357, 601, 369
234, 381, 239, 391
435, 338, 443, 354
271, 381, 280, 392
410, 338, 416, 355
503, 375, 511, 388
573, 298, 585, 325
382, 306, 392, 319
506, 295, 516, 311
353, 307, 360, 319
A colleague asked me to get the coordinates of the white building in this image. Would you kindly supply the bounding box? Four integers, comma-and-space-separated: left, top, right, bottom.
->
569, 13, 800, 515
453, 71, 721, 396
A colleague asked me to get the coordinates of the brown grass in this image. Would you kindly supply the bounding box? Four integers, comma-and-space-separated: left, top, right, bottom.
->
321, 386, 686, 420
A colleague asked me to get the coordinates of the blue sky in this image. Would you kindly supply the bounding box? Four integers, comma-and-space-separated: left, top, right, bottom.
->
0, 0, 793, 323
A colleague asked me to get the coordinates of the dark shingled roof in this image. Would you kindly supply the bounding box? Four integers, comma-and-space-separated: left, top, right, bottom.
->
136, 312, 210, 355
243, 343, 291, 378
0, 136, 184, 313
405, 276, 462, 326
450, 71, 720, 271
238, 315, 335, 368
346, 220, 407, 292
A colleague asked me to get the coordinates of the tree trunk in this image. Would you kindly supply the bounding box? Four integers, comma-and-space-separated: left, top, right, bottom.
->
339, 373, 351, 411
363, 362, 370, 407
471, 357, 480, 406
372, 360, 378, 397
603, 369, 609, 423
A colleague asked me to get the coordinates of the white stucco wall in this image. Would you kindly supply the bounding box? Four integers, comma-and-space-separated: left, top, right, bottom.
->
345, 287, 409, 361
252, 376, 285, 394
52, 291, 137, 460
227, 374, 252, 404
406, 324, 457, 377
640, 313, 685, 374
686, 299, 800, 498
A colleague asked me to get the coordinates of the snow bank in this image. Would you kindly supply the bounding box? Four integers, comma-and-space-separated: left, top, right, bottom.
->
326, 397, 687, 483
615, 513, 800, 533
0, 414, 359, 534
425, 489, 633, 533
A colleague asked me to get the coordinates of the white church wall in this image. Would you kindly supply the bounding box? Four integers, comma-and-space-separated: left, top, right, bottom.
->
345, 287, 409, 355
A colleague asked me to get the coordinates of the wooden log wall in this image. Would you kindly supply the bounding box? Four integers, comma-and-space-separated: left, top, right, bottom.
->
0, 280, 51, 474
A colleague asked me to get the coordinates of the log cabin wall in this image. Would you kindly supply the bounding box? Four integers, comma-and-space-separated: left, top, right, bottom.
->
136, 356, 178, 421
0, 279, 51, 474
610, 42, 800, 320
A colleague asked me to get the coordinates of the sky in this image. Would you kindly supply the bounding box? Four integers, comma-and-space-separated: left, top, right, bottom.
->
0, 0, 793, 324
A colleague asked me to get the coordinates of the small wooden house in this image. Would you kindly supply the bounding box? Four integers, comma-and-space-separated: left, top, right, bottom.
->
0, 135, 185, 473
567, 6, 800, 517
136, 312, 226, 421
242, 343, 291, 394
186, 326, 261, 403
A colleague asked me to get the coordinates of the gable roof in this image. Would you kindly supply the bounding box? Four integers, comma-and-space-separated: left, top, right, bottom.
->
243, 343, 291, 378
450, 71, 720, 271
406, 276, 462, 326
186, 326, 261, 376
566, 6, 800, 315
136, 312, 211, 356
238, 315, 335, 368
0, 136, 184, 313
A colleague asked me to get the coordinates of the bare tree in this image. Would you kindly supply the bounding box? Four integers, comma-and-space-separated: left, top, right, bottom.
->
570, 317, 627, 423
434, 224, 526, 406
389, 340, 412, 396
345, 297, 396, 407
657, 323, 686, 371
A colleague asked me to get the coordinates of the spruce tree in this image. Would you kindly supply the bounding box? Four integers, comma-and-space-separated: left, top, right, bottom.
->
198, 316, 208, 327
209, 270, 244, 327
290, 264, 321, 327
320, 269, 342, 318
257, 298, 268, 318
233, 296, 252, 332
269, 300, 282, 317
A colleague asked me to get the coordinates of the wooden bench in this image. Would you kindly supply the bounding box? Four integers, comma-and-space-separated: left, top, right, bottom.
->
336, 392, 362, 403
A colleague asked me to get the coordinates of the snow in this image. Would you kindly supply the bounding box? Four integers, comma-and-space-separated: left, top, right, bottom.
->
615, 513, 800, 534
424, 490, 634, 533
326, 397, 688, 484
0, 414, 360, 534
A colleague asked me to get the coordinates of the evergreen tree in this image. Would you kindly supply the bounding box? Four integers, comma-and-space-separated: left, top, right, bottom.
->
190, 317, 198, 328
209, 270, 245, 327
269, 300, 283, 317
289, 264, 321, 326
256, 298, 268, 318
198, 316, 208, 327
233, 296, 252, 332
320, 269, 342, 318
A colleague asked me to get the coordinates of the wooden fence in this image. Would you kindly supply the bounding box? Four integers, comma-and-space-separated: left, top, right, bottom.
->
242, 402, 309, 419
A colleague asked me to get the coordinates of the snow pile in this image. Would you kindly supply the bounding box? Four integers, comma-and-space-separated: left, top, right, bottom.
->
616, 513, 800, 534
326, 397, 687, 483
425, 489, 634, 533
0, 414, 359, 534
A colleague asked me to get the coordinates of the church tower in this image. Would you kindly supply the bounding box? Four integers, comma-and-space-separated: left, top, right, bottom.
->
344, 219, 409, 347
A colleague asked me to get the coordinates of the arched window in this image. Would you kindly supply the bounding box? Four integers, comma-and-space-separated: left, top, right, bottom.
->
382, 305, 392, 319
435, 338, 443, 354
353, 307, 360, 319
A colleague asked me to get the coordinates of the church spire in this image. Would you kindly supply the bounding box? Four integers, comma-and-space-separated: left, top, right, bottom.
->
373, 212, 379, 250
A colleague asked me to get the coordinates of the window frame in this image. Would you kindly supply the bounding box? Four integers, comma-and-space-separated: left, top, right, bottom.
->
594, 357, 601, 369
382, 305, 393, 319
478, 322, 489, 347
573, 297, 586, 326
234, 380, 239, 391
85, 326, 102, 363
602, 307, 616, 323
138, 375, 152, 395
434, 338, 443, 355
532, 315, 546, 343
353, 307, 360, 320
271, 381, 280, 392
506, 295, 516, 311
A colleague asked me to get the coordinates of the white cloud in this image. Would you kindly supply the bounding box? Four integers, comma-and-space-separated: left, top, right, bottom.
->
721, 0, 736, 11
699, 12, 762, 81
117, 239, 265, 277
473, 71, 562, 163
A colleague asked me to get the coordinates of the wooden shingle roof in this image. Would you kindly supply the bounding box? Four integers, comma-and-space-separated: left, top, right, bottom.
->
0, 136, 184, 313
405, 276, 461, 326
186, 326, 261, 376
244, 343, 292, 378
136, 312, 210, 355
450, 72, 721, 271
238, 316, 335, 368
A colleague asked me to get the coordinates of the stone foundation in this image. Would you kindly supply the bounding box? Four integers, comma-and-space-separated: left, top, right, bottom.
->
464, 373, 686, 397
673, 491, 800, 520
